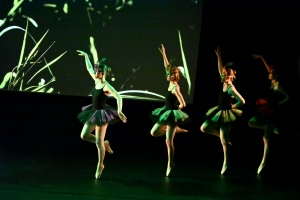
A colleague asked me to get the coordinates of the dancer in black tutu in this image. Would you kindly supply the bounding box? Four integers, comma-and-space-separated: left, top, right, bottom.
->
77, 50, 127, 179
248, 54, 289, 174
200, 47, 245, 174
150, 44, 190, 176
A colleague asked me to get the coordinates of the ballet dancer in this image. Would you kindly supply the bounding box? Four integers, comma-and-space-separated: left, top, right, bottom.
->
200, 46, 245, 174
150, 44, 190, 176
77, 50, 127, 179
248, 54, 289, 174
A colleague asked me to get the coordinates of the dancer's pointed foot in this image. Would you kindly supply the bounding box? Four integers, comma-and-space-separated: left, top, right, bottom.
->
228, 137, 233, 145
274, 128, 281, 136
176, 127, 188, 133
104, 140, 113, 154
95, 164, 105, 179
166, 163, 175, 177
257, 163, 265, 174
221, 163, 229, 175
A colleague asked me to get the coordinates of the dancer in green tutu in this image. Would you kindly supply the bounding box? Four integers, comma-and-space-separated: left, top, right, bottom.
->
150, 44, 190, 177
200, 47, 245, 175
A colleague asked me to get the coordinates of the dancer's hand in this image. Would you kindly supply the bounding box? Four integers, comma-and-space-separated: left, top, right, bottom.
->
215, 46, 221, 57
252, 54, 261, 59
118, 112, 127, 123
158, 44, 165, 54
77, 50, 87, 56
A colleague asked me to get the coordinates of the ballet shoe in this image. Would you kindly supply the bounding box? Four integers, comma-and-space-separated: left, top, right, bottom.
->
95, 164, 105, 179
104, 140, 113, 154
166, 163, 175, 177
221, 164, 228, 175
257, 163, 265, 174
274, 128, 282, 136
176, 127, 188, 133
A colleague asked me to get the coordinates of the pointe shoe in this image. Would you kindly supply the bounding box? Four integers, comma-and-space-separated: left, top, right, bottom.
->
166, 163, 175, 177
104, 140, 113, 154
95, 164, 105, 179
257, 163, 265, 174
176, 127, 188, 133
221, 164, 228, 175
274, 128, 282, 136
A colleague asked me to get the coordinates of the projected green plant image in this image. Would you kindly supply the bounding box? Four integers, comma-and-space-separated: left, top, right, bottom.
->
0, 0, 203, 103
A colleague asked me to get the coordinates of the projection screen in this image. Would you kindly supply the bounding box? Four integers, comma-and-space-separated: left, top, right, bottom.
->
0, 0, 203, 103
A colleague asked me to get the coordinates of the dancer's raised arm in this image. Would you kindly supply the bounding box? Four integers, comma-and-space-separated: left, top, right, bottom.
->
77, 50, 95, 80
215, 46, 225, 77
158, 44, 170, 70
253, 54, 272, 73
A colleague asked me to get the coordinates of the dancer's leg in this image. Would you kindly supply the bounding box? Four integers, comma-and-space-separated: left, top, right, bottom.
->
249, 116, 279, 134
201, 120, 232, 145
165, 124, 176, 176
220, 125, 231, 174
258, 123, 274, 174
81, 123, 113, 153
150, 123, 166, 137
248, 116, 265, 130
80, 123, 96, 143
95, 123, 108, 179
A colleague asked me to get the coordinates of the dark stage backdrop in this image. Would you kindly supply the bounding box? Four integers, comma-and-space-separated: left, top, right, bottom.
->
0, 0, 203, 104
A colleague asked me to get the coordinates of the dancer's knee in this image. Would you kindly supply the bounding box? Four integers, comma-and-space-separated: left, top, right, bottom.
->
150, 130, 156, 137
263, 136, 269, 144
80, 132, 88, 140
200, 124, 207, 133
248, 120, 254, 127
220, 137, 228, 146
165, 138, 172, 146
95, 140, 104, 149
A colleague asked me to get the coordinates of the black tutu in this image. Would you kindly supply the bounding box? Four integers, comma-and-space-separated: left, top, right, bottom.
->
205, 106, 242, 125
77, 104, 120, 126
150, 106, 190, 125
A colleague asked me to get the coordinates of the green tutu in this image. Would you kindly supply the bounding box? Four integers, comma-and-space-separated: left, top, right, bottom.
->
150, 106, 190, 125
206, 106, 242, 124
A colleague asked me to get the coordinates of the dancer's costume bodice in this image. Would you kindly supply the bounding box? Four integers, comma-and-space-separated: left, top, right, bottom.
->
92, 87, 108, 109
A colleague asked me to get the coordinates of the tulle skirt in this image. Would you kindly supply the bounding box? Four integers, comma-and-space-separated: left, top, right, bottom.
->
205, 106, 242, 125
77, 104, 120, 126
150, 106, 190, 125
254, 98, 281, 125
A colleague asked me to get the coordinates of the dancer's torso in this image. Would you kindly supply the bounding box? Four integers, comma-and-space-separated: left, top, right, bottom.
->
165, 88, 178, 110
92, 86, 108, 109
218, 86, 233, 110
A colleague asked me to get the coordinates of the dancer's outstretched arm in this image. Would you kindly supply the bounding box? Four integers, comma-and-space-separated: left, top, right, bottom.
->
228, 86, 245, 108
215, 46, 225, 77
252, 54, 272, 73
77, 50, 96, 80
104, 83, 127, 123
158, 44, 170, 71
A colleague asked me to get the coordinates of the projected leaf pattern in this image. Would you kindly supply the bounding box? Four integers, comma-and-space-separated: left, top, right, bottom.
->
87, 32, 191, 101
1, 0, 193, 100
0, 1, 67, 92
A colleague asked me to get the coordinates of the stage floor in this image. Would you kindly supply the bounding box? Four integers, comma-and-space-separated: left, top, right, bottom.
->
0, 136, 299, 200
